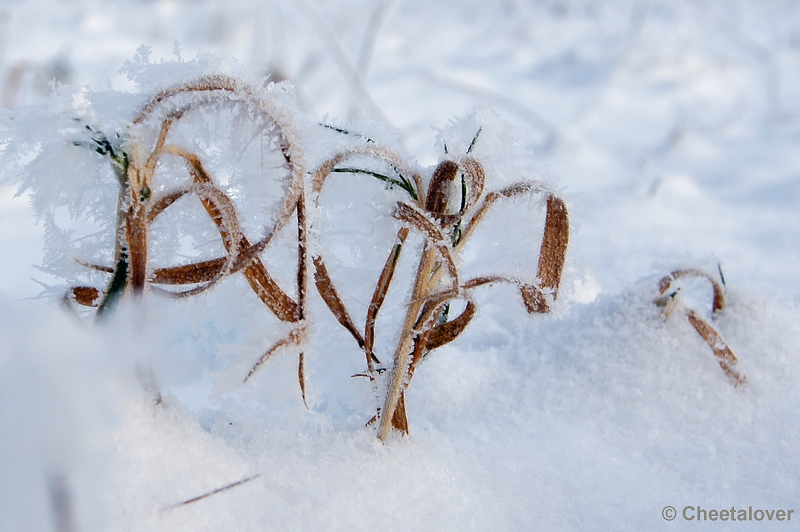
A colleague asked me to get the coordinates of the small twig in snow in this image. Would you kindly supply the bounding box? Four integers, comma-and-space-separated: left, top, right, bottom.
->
162, 474, 261, 511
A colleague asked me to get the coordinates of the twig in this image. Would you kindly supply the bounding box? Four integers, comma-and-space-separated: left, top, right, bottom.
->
351, 0, 396, 119
291, 0, 393, 128
355, 0, 396, 80
162, 474, 261, 511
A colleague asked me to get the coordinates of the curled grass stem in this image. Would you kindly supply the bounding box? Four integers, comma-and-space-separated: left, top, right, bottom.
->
66, 76, 571, 440
656, 269, 745, 387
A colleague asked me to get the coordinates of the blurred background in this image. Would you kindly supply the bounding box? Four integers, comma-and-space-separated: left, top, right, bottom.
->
2, 0, 800, 301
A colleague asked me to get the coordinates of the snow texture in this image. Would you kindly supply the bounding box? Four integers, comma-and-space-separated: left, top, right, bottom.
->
1, 0, 800, 530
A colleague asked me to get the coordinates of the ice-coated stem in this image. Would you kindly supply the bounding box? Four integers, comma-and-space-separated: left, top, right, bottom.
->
96, 154, 133, 318
378, 243, 437, 442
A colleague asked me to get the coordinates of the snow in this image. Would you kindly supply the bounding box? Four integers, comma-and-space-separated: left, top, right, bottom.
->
2, 0, 800, 530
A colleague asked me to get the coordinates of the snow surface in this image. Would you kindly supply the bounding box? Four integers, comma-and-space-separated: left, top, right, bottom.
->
1, 0, 800, 530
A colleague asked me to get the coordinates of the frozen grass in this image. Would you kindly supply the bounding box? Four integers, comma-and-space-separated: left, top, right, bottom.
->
1, 1, 800, 530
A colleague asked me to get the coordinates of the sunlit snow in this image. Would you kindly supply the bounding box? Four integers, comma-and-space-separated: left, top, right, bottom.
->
1, 1, 799, 531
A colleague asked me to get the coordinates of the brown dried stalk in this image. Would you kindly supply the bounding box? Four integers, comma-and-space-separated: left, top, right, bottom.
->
313, 255, 366, 351
66, 75, 309, 391
64, 286, 102, 307
364, 227, 409, 370
658, 269, 726, 314
310, 141, 569, 441
656, 269, 745, 386
162, 474, 261, 511
63, 77, 570, 437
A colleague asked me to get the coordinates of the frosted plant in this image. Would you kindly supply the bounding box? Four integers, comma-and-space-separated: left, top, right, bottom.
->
61, 75, 313, 400
15, 73, 571, 442
654, 268, 745, 386
311, 127, 569, 441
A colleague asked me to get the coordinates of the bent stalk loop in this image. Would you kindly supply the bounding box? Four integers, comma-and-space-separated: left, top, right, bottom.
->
64, 77, 570, 440
65, 75, 310, 398
655, 269, 746, 387
311, 136, 570, 442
